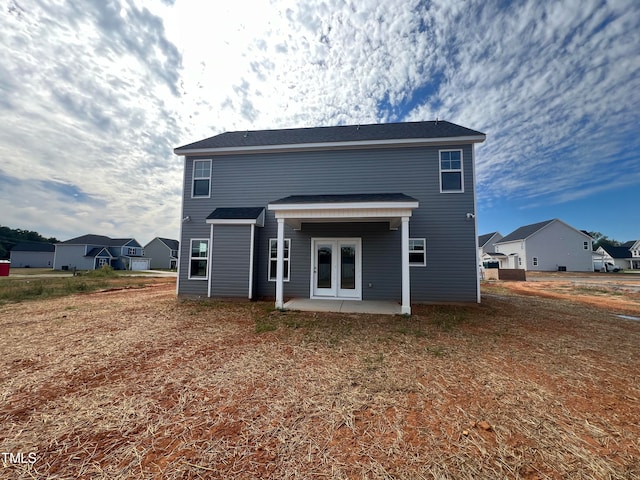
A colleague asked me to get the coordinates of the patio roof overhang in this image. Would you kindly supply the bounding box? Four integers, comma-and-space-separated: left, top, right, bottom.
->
267, 193, 419, 230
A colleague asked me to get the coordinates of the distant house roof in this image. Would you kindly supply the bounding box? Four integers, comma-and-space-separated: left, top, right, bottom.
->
58, 234, 135, 246
156, 237, 179, 250
269, 193, 418, 205
11, 242, 55, 252
497, 220, 557, 243
478, 232, 500, 248
207, 207, 265, 220
174, 120, 486, 154
85, 247, 113, 258
621, 240, 636, 248
600, 245, 631, 259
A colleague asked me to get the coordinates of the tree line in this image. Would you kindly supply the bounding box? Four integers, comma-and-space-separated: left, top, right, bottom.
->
0, 226, 60, 260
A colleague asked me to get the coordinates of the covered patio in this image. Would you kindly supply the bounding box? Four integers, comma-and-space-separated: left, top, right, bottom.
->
267, 193, 419, 315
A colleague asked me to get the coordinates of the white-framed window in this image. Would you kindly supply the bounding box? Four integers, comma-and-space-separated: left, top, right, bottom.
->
192, 160, 211, 198
98, 258, 109, 267
127, 247, 136, 255
189, 239, 209, 279
583, 241, 589, 250
409, 238, 426, 266
268, 238, 290, 281
518, 257, 522, 266
532, 257, 538, 266
439, 149, 463, 193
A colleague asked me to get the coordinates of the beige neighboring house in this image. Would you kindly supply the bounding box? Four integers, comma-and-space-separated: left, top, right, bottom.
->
493, 219, 593, 271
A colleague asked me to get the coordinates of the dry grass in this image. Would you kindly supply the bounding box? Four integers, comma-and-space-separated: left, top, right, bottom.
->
1, 281, 640, 479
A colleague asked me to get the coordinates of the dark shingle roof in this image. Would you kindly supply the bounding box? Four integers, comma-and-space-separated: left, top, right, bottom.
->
269, 193, 418, 205
59, 234, 135, 246
478, 232, 500, 248
496, 220, 556, 243
85, 247, 112, 258
600, 245, 631, 259
157, 238, 179, 250
207, 207, 265, 220
175, 120, 485, 153
59, 234, 112, 245
11, 242, 55, 252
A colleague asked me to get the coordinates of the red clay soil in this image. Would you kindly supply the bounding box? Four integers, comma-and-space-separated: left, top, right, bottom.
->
1, 280, 639, 479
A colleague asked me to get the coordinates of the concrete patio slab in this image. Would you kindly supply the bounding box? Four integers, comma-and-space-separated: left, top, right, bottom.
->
283, 298, 402, 315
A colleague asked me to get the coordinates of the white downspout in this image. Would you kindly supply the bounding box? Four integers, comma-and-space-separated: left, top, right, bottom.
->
248, 224, 255, 300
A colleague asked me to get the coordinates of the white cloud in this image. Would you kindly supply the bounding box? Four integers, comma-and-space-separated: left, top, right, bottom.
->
0, 0, 638, 243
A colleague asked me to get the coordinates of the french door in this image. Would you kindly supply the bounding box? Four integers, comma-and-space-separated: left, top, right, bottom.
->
311, 238, 361, 299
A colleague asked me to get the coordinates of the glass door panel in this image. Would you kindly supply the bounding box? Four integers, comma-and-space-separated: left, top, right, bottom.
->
340, 245, 356, 290
317, 245, 332, 289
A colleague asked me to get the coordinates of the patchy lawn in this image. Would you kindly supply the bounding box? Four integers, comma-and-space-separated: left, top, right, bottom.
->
1, 282, 639, 479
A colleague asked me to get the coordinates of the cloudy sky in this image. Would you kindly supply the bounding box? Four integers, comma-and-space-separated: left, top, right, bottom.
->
1, 0, 639, 245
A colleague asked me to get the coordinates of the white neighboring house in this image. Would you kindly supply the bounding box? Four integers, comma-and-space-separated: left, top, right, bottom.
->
143, 237, 179, 269
478, 232, 505, 268
493, 219, 593, 271
624, 240, 640, 270
594, 241, 640, 271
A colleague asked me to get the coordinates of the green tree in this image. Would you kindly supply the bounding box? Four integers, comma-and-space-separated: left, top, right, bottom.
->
0, 225, 59, 259
588, 231, 622, 251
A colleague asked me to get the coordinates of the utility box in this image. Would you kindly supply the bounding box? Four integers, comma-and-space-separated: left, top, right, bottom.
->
0, 260, 10, 276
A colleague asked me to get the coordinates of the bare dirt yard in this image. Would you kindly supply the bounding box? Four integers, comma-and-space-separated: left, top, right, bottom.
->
1, 277, 639, 479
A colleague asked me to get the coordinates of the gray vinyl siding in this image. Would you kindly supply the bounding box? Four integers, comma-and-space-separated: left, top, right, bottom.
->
9, 251, 55, 268
54, 245, 95, 270
211, 226, 252, 297
143, 239, 171, 269
178, 144, 478, 302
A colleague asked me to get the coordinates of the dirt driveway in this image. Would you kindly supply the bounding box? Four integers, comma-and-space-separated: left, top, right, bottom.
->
1, 280, 639, 479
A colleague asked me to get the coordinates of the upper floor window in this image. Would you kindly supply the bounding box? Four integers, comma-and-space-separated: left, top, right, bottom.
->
192, 160, 211, 198
439, 150, 463, 193
127, 247, 136, 255
583, 241, 589, 250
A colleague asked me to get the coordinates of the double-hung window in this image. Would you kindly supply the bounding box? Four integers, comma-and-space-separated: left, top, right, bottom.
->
409, 238, 426, 266
189, 239, 209, 279
583, 241, 589, 250
532, 257, 539, 266
268, 238, 290, 281
192, 160, 211, 198
439, 150, 463, 193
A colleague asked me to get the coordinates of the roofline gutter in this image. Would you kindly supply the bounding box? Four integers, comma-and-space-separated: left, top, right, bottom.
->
174, 135, 487, 156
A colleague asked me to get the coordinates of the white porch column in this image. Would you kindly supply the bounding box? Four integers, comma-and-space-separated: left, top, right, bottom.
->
275, 218, 285, 309
401, 216, 411, 315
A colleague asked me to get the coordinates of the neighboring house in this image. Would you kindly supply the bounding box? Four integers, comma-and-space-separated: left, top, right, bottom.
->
9, 242, 55, 268
54, 234, 150, 271
174, 120, 486, 314
477, 232, 505, 268
594, 241, 640, 271
623, 240, 640, 270
143, 237, 179, 269
493, 219, 593, 271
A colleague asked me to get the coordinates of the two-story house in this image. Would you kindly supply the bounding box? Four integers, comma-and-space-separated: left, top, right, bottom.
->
143, 237, 179, 269
174, 120, 486, 314
623, 240, 640, 270
54, 234, 150, 271
493, 219, 593, 271
477, 232, 505, 268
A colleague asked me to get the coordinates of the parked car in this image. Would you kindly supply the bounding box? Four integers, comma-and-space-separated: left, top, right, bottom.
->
604, 262, 621, 273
